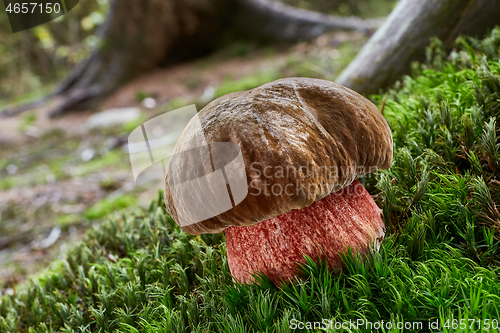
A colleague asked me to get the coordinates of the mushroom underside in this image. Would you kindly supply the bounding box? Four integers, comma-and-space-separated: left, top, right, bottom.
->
225, 179, 385, 285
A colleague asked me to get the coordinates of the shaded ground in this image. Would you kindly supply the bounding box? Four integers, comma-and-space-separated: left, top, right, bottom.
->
0, 31, 367, 289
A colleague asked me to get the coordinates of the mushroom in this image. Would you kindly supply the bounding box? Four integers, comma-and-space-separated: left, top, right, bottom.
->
164, 77, 393, 285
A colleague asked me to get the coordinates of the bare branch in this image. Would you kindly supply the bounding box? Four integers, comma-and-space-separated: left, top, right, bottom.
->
235, 0, 383, 41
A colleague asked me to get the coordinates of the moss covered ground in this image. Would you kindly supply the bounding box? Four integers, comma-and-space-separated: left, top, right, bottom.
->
1, 28, 500, 332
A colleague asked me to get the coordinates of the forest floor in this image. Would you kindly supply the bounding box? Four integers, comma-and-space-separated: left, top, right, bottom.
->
0, 31, 368, 290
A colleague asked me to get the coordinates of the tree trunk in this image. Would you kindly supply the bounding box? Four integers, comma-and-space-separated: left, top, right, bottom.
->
3, 0, 382, 117
336, 0, 500, 95
48, 0, 236, 116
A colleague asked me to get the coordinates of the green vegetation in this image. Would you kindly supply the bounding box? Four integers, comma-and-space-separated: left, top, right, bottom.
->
214, 70, 281, 99
73, 150, 127, 177
18, 112, 37, 132
83, 195, 137, 221
2, 28, 500, 332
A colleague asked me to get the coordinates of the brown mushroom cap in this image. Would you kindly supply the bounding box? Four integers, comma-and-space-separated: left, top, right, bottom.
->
164, 77, 393, 235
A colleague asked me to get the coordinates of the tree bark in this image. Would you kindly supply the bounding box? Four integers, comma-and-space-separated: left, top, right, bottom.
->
3, 0, 382, 117
336, 0, 500, 95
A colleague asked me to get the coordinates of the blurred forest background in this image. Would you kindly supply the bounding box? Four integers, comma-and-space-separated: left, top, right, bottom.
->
0, 0, 395, 105
0, 0, 397, 289
1, 0, 500, 330
0, 0, 109, 104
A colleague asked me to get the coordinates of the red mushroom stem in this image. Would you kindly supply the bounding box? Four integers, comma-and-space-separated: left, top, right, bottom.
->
225, 179, 385, 286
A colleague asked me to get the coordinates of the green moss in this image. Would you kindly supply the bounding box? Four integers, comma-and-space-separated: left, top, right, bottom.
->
0, 177, 14, 190
2, 27, 500, 333
17, 112, 37, 132
75, 150, 125, 176
56, 214, 81, 228
83, 195, 137, 221
214, 70, 281, 98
